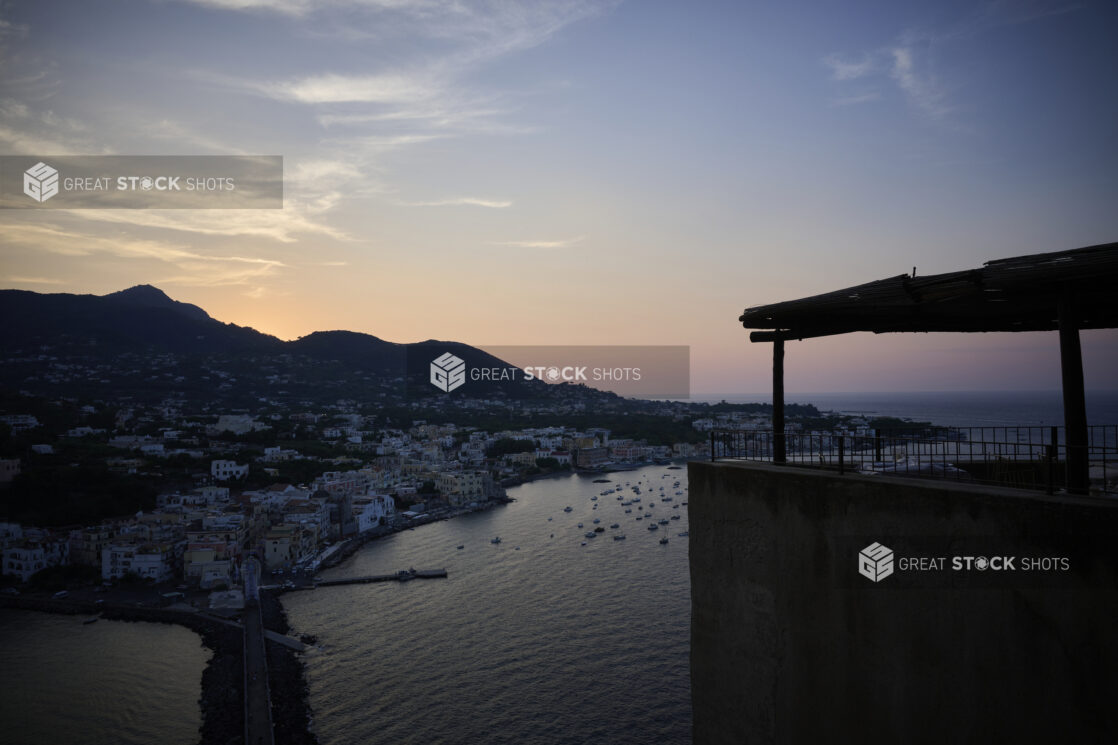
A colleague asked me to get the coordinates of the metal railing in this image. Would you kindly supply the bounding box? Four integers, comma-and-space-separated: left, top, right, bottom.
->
710, 426, 1118, 495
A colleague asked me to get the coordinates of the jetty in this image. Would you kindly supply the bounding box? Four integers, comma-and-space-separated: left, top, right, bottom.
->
315, 568, 447, 587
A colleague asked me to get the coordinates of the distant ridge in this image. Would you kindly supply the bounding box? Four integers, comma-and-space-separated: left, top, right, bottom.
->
0, 285, 581, 402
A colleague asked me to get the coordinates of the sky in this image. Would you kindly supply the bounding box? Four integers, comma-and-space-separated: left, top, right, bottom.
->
1, 0, 1116, 395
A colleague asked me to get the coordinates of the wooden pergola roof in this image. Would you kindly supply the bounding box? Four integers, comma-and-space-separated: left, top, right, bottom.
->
740, 242, 1118, 341
738, 241, 1118, 494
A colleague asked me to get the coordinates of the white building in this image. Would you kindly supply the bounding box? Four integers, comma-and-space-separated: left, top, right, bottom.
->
211, 460, 249, 481
2, 536, 68, 582
101, 544, 175, 582
3, 543, 45, 582
352, 494, 395, 532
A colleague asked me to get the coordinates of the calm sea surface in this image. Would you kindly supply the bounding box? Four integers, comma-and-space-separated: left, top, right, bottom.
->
0, 611, 208, 745
283, 464, 693, 745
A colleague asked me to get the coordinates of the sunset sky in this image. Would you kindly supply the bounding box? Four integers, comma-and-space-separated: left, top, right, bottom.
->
2, 0, 1116, 395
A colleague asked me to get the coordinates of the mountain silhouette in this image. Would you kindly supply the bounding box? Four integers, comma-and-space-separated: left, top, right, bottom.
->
0, 286, 597, 403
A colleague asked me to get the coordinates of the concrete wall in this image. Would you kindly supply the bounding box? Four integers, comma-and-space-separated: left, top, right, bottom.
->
688, 460, 1118, 744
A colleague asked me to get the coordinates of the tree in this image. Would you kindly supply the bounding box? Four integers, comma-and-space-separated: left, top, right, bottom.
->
485, 438, 536, 458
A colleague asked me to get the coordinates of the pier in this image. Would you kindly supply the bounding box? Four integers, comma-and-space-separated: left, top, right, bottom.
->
314, 568, 448, 587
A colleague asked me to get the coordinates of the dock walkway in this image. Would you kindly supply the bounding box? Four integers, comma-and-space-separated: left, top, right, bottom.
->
314, 568, 448, 587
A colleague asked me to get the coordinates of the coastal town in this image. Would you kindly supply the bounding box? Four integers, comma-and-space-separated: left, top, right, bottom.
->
0, 344, 927, 606
0, 393, 738, 599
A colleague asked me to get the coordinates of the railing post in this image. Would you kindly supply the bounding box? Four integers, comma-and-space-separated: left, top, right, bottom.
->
772, 338, 786, 463
710, 431, 715, 462
1047, 426, 1058, 495
874, 429, 882, 462
1059, 298, 1089, 494
838, 435, 845, 474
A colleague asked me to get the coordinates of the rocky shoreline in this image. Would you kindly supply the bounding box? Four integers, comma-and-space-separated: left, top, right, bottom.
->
259, 591, 318, 745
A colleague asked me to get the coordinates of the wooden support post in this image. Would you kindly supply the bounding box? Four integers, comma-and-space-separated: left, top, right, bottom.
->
773, 338, 786, 463
1058, 299, 1089, 494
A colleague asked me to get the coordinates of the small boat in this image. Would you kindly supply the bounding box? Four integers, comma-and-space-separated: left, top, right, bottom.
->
491, 537, 501, 544
563, 506, 573, 512
585, 532, 597, 539
659, 537, 669, 545
625, 508, 632, 514
671, 515, 680, 520
659, 519, 669, 525
457, 545, 464, 550
592, 518, 600, 524
648, 523, 659, 531
609, 523, 620, 529
594, 526, 605, 533
614, 534, 627, 541
677, 531, 689, 537
578, 522, 584, 528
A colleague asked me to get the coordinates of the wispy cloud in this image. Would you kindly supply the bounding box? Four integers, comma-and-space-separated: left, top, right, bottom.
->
401, 197, 511, 208
888, 44, 949, 119
146, 119, 249, 155
489, 236, 585, 249
822, 43, 949, 120
65, 204, 348, 244
2, 221, 287, 287
198, 1, 612, 157
822, 2, 1081, 123
177, 0, 313, 16
4, 275, 64, 285
823, 53, 876, 81
830, 91, 881, 107
260, 71, 441, 105
0, 97, 103, 155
